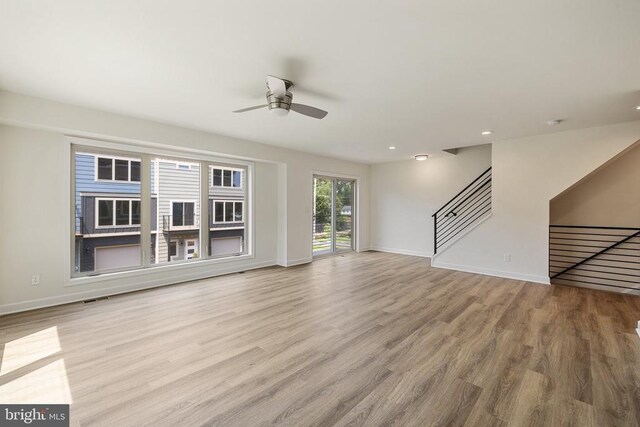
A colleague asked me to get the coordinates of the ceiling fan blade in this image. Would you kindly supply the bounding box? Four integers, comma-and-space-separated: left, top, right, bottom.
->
232, 104, 268, 113
267, 75, 287, 98
290, 103, 328, 119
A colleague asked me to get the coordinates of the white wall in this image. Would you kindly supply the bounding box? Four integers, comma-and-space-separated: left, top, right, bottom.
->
0, 91, 371, 313
433, 121, 640, 283
370, 145, 492, 257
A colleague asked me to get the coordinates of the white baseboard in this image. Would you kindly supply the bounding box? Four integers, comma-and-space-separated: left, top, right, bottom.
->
369, 246, 432, 258
283, 257, 312, 267
0, 260, 276, 316
430, 260, 550, 285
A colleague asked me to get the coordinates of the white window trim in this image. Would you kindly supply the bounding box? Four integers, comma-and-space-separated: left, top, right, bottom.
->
93, 154, 141, 183
95, 198, 141, 229
210, 166, 244, 188
69, 137, 255, 284
212, 200, 244, 223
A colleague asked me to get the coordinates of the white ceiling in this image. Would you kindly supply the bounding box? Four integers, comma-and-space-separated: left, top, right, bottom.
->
1, 1, 639, 163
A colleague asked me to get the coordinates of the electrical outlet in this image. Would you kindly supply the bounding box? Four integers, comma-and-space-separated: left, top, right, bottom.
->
31, 274, 40, 285
503, 254, 511, 262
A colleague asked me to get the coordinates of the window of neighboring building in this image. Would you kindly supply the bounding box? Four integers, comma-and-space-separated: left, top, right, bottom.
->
169, 241, 177, 257
96, 156, 141, 182
211, 167, 242, 188
96, 199, 141, 227
213, 201, 243, 223
171, 201, 196, 227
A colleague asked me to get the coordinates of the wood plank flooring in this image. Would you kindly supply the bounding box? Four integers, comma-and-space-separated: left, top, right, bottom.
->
1, 251, 640, 426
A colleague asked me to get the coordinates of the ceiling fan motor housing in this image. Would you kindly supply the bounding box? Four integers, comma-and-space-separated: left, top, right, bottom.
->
266, 78, 294, 115
266, 90, 293, 113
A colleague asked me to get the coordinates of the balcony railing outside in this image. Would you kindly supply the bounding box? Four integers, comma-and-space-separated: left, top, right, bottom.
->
163, 215, 199, 233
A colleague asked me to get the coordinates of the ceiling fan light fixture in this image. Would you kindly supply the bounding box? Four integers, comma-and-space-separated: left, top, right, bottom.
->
414, 154, 429, 161
269, 107, 289, 117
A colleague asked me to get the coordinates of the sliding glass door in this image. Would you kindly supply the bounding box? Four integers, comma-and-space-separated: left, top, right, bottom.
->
313, 176, 355, 256
335, 180, 354, 251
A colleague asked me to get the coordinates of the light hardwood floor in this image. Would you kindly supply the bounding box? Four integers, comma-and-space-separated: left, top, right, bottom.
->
1, 251, 640, 426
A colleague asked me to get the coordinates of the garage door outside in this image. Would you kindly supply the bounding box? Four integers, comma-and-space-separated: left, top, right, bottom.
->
95, 244, 141, 271
211, 237, 242, 256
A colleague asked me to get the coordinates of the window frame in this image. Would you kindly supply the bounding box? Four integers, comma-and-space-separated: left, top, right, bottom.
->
95, 198, 141, 228
69, 138, 254, 284
210, 166, 243, 188
94, 154, 142, 183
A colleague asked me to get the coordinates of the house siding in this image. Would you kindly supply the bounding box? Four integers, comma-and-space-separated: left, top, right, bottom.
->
156, 160, 201, 263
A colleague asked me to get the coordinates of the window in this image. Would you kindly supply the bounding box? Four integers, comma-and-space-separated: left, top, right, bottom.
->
73, 144, 250, 277
211, 167, 242, 188
213, 201, 243, 223
96, 199, 141, 227
209, 164, 247, 256
96, 156, 141, 182
171, 201, 195, 227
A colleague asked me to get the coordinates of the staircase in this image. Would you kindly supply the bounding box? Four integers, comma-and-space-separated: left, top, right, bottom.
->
432, 167, 492, 255
549, 225, 640, 292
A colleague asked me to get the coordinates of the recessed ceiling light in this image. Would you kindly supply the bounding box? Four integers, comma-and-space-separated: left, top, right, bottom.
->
636, 105, 640, 110
481, 131, 492, 135
388, 146, 396, 150
547, 119, 563, 126
414, 154, 429, 161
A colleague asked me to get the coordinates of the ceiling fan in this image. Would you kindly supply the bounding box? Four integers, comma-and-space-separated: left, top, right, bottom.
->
232, 75, 328, 119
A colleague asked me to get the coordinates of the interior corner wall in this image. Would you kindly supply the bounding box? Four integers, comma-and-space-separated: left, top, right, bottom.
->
550, 142, 640, 228
370, 144, 492, 257
433, 121, 640, 283
0, 91, 371, 312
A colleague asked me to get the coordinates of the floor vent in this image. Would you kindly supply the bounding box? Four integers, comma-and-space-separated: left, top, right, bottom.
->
83, 296, 110, 304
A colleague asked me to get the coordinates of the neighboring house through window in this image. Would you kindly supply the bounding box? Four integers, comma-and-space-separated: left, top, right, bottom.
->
96, 199, 141, 227
213, 201, 243, 223
96, 156, 141, 182
211, 167, 242, 188
74, 145, 250, 276
172, 201, 196, 227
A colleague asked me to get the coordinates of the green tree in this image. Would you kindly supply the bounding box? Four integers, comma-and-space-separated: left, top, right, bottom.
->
315, 179, 353, 230
315, 179, 332, 225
